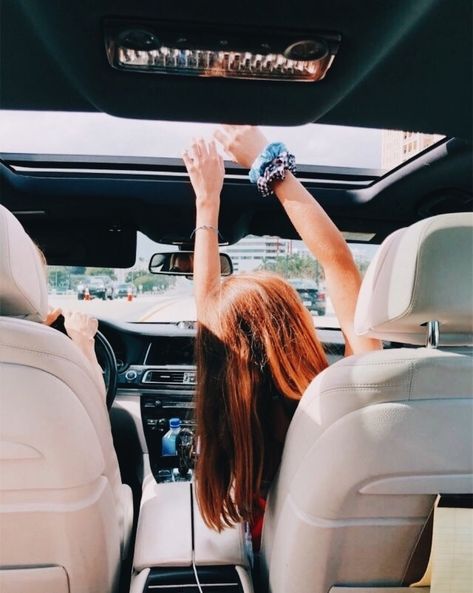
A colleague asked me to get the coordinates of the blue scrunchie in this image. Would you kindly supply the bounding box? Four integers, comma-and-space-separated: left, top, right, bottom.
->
249, 142, 289, 184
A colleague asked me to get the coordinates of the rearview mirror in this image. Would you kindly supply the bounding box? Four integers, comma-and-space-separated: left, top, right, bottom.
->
149, 251, 233, 277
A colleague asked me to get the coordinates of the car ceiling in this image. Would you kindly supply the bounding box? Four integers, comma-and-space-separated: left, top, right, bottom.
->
1, 0, 472, 137
0, 0, 472, 266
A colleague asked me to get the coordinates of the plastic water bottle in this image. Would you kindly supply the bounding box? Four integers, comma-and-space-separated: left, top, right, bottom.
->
162, 418, 181, 456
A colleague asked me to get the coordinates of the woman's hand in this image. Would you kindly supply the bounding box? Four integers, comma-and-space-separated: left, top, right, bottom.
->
64, 311, 98, 350
214, 125, 268, 168
183, 139, 225, 210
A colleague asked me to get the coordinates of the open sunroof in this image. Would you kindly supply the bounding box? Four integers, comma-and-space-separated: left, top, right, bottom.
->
0, 111, 445, 175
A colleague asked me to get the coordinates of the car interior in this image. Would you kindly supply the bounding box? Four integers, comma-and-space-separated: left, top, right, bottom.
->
0, 1, 472, 593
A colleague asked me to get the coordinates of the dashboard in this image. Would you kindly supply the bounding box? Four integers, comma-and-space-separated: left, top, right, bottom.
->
99, 318, 347, 481
99, 320, 200, 481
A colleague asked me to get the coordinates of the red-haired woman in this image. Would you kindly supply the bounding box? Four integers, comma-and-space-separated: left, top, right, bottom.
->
182, 127, 380, 545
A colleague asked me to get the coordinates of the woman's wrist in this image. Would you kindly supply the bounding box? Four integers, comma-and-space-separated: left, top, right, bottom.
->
249, 143, 296, 197
72, 335, 95, 355
272, 171, 296, 198
196, 199, 219, 220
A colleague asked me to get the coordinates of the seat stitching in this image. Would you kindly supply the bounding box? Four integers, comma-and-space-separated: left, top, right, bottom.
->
408, 360, 416, 399
0, 341, 79, 364
320, 383, 412, 393
0, 342, 104, 394
336, 357, 466, 368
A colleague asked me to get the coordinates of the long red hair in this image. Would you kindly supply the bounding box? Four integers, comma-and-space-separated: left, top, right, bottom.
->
195, 272, 328, 530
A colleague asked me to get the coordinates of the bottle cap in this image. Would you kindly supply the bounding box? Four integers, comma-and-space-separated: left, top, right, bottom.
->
169, 418, 181, 429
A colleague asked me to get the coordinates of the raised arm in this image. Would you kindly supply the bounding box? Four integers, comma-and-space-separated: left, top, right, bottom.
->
214, 126, 381, 355
182, 139, 225, 322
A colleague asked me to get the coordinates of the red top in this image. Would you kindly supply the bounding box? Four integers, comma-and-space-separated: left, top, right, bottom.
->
250, 496, 267, 552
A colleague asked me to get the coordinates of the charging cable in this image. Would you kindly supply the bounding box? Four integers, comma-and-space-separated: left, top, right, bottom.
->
190, 483, 204, 593
192, 555, 204, 593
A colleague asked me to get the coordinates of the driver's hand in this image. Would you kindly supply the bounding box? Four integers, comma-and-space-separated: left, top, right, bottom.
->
64, 311, 98, 349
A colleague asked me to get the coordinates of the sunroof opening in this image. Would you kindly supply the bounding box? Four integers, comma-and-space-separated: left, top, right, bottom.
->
0, 111, 444, 173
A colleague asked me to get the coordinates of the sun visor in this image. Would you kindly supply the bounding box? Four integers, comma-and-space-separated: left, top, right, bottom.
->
25, 223, 137, 268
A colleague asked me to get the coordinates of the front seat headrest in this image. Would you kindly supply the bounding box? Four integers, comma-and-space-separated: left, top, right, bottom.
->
0, 204, 48, 321
355, 212, 473, 346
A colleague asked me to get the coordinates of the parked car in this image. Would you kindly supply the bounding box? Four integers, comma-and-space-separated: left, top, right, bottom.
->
77, 276, 114, 300
114, 282, 137, 298
288, 278, 326, 315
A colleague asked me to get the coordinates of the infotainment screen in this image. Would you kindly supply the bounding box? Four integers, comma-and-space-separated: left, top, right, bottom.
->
144, 337, 195, 366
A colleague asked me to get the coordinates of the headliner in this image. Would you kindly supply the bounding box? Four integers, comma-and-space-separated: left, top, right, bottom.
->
1, 0, 472, 139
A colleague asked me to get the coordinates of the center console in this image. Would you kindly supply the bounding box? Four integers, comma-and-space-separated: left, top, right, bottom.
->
130, 480, 254, 593
117, 340, 198, 482
139, 381, 197, 482
110, 330, 255, 592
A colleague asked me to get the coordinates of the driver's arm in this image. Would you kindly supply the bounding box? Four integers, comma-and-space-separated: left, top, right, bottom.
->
63, 311, 107, 399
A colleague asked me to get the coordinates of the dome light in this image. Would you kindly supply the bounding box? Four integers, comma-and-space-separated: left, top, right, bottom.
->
105, 21, 340, 83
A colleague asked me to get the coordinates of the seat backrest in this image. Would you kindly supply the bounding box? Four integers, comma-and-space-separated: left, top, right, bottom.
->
0, 205, 129, 593
262, 212, 473, 593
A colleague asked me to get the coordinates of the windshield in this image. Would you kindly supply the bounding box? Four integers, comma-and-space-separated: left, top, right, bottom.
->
288, 279, 318, 289
48, 233, 378, 328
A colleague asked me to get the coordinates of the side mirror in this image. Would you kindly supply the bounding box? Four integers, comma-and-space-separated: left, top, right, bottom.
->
149, 251, 233, 277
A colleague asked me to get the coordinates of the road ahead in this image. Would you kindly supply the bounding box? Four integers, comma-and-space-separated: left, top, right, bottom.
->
49, 294, 167, 322
48, 291, 338, 327
48, 291, 197, 323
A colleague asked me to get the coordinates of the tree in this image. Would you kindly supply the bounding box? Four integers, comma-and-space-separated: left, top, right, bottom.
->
86, 267, 117, 280
260, 251, 372, 282
131, 273, 176, 292
354, 256, 371, 277
126, 268, 147, 283
47, 267, 70, 289
68, 266, 86, 274
258, 253, 324, 284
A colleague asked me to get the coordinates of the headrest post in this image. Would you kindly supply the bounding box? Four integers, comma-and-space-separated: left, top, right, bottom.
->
426, 320, 440, 349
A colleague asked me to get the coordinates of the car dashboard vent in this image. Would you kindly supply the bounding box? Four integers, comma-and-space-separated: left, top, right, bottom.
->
142, 367, 197, 387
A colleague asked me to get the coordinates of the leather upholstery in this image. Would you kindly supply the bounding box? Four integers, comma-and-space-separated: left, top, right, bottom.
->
354, 212, 473, 346
0, 204, 48, 321
0, 206, 132, 593
133, 480, 249, 572
262, 213, 473, 593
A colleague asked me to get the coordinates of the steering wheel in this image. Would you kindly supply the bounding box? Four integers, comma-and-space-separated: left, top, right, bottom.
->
50, 315, 118, 409
94, 330, 118, 409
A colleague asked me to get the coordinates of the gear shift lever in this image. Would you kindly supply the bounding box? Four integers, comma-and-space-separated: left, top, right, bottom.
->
175, 428, 194, 479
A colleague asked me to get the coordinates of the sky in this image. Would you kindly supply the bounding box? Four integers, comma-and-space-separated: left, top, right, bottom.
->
0, 111, 383, 169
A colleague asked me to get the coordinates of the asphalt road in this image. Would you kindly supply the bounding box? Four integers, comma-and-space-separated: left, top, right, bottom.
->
48, 291, 338, 327
48, 293, 174, 322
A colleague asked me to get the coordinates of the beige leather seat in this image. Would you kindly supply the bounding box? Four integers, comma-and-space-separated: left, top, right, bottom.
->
0, 205, 133, 593
262, 212, 473, 593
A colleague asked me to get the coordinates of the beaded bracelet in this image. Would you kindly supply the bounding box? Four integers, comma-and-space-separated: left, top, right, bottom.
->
189, 225, 222, 239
